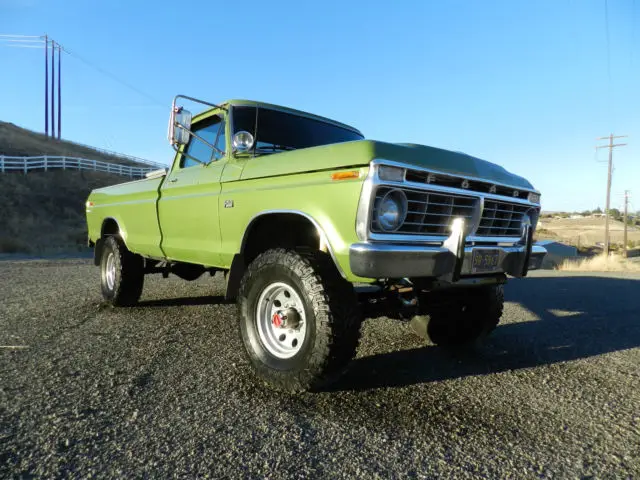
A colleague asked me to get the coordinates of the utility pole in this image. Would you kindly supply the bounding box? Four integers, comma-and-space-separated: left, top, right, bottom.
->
57, 42, 61, 139
623, 190, 630, 255
50, 39, 55, 138
44, 35, 48, 136
596, 134, 627, 255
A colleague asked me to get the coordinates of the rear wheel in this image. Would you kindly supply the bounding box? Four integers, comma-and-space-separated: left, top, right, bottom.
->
411, 285, 504, 346
100, 236, 144, 307
238, 248, 361, 393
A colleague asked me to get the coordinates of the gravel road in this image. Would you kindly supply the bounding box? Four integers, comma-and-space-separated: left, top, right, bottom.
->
1, 260, 639, 478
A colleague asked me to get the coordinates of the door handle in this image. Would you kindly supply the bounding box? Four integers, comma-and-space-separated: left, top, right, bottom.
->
169, 178, 178, 183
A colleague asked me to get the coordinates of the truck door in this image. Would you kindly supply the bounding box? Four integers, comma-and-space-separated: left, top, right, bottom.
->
157, 111, 227, 266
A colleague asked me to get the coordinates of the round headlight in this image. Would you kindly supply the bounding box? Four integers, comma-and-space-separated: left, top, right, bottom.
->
232, 131, 255, 152
376, 189, 408, 232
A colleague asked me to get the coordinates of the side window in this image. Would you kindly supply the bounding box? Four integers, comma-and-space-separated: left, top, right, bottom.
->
181, 116, 223, 168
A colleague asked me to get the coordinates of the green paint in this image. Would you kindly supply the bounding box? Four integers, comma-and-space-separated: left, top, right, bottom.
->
86, 99, 537, 282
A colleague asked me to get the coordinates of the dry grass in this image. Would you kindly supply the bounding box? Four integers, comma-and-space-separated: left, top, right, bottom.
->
0, 171, 125, 253
0, 120, 160, 254
558, 254, 640, 272
538, 216, 640, 248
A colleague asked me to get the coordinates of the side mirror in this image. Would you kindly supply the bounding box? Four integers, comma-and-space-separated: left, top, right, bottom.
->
169, 106, 192, 146
233, 131, 255, 153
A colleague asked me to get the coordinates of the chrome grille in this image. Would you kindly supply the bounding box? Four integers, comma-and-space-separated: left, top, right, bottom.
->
372, 187, 478, 236
477, 200, 530, 237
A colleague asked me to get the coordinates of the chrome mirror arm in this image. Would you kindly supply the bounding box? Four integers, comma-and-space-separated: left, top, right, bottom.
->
170, 143, 209, 166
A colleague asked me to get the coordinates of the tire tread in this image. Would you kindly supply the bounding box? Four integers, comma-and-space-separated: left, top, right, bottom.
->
237, 248, 361, 392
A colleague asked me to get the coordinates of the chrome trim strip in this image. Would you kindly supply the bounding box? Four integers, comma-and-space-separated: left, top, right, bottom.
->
350, 242, 549, 256
469, 195, 484, 234
366, 233, 523, 245
368, 232, 448, 243
376, 158, 541, 197
355, 166, 376, 241
145, 168, 168, 179
350, 243, 447, 254
240, 209, 347, 279
531, 245, 547, 255
350, 242, 548, 256
467, 235, 522, 244
380, 178, 538, 207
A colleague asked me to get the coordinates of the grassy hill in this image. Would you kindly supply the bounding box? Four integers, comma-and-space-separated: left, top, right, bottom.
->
0, 121, 156, 254
0, 171, 126, 254
0, 120, 160, 168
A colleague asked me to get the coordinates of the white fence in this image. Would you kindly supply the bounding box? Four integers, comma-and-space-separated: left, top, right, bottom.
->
0, 155, 159, 178
65, 141, 167, 169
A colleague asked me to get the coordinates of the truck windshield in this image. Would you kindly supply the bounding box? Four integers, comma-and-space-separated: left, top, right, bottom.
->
232, 106, 363, 154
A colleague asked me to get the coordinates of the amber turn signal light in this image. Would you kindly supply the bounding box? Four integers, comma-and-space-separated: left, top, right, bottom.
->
331, 170, 360, 181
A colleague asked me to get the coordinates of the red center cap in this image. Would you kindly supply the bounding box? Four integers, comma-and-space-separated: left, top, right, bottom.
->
272, 312, 283, 328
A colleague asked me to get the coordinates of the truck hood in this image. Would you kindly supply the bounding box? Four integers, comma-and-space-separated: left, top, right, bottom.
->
239, 140, 535, 191
374, 141, 535, 190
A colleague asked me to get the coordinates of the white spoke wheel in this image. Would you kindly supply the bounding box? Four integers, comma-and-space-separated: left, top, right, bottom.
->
238, 248, 362, 393
105, 252, 116, 290
256, 282, 307, 359
99, 236, 144, 307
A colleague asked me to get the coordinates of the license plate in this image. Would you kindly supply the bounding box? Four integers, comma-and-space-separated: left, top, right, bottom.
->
471, 249, 501, 273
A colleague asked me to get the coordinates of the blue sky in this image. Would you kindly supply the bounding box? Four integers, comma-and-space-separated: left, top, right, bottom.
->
1, 0, 638, 212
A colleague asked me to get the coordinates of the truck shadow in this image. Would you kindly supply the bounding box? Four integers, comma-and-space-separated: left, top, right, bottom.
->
332, 275, 640, 392
136, 295, 232, 308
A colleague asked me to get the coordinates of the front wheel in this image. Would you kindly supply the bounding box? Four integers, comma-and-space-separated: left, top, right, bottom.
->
100, 236, 144, 307
237, 249, 361, 393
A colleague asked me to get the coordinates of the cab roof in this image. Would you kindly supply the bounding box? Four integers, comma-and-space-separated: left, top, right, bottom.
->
211, 99, 363, 137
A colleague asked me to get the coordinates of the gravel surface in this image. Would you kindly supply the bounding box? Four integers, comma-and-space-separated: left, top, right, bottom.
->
1, 260, 639, 478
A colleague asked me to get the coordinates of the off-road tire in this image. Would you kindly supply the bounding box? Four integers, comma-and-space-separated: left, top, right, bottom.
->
412, 285, 504, 346
237, 248, 362, 393
100, 235, 144, 307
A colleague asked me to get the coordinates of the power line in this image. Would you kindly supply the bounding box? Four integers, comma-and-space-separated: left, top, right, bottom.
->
2, 33, 164, 107
61, 46, 165, 107
5, 32, 166, 143
0, 34, 44, 48
0, 34, 41, 37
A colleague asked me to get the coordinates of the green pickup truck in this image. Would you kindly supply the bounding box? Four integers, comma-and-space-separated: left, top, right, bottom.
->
86, 96, 545, 392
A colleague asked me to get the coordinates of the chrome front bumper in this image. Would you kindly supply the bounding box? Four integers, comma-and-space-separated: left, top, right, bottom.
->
350, 242, 546, 279
350, 218, 546, 280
